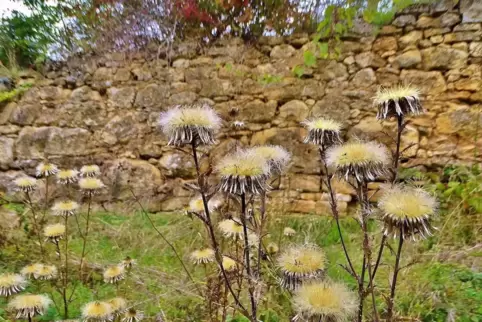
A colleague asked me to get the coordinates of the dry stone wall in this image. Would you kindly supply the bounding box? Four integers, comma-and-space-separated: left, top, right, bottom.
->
0, 1, 481, 214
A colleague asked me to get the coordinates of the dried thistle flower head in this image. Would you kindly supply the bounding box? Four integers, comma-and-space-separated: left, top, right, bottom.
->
80, 165, 101, 177
122, 308, 144, 322
52, 200, 79, 217
302, 118, 343, 147
33, 264, 57, 280
249, 145, 291, 174
267, 242, 279, 255
277, 244, 326, 290
36, 162, 59, 177
292, 281, 357, 322
56, 169, 79, 184
121, 256, 136, 269
218, 219, 243, 239
20, 263, 43, 279
375, 85, 422, 119
103, 265, 125, 284
188, 197, 218, 214
14, 176, 38, 192
216, 150, 269, 195
82, 301, 113, 322
326, 141, 391, 182
43, 223, 66, 243
221, 256, 237, 272
0, 273, 27, 296
246, 232, 260, 248
378, 185, 438, 240
79, 178, 105, 191
8, 294, 52, 319
190, 248, 216, 264
107, 297, 127, 316
159, 104, 222, 146
283, 227, 296, 237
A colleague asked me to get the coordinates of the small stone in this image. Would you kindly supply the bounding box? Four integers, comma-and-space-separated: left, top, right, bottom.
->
173, 59, 190, 68
276, 100, 309, 123
351, 68, 377, 87
430, 35, 444, 44
416, 15, 440, 29
469, 42, 482, 56
354, 52, 386, 68
393, 50, 422, 68
444, 32, 480, 43
453, 42, 468, 51
440, 12, 461, 27
400, 70, 447, 94
460, 0, 482, 23
379, 25, 402, 35
0, 137, 14, 169
373, 37, 398, 52
421, 47, 468, 70
392, 15, 416, 27
424, 28, 451, 38
270, 44, 296, 59
454, 78, 481, 91
399, 30, 423, 48
343, 56, 355, 65
107, 87, 136, 109
290, 175, 320, 192
453, 23, 482, 31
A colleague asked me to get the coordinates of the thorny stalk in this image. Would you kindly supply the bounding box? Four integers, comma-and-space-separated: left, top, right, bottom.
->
387, 227, 404, 321
26, 191, 45, 258
190, 141, 250, 318
240, 193, 257, 321
256, 191, 267, 277
129, 188, 202, 297
78, 192, 92, 280
62, 214, 69, 318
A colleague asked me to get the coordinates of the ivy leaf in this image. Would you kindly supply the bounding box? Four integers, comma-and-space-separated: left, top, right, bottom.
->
318, 42, 329, 59
303, 50, 316, 67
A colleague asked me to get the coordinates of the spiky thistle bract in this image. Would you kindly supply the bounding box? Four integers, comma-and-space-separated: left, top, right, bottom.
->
36, 162, 59, 177
0, 273, 27, 297
79, 178, 105, 191
82, 301, 113, 322
14, 176, 38, 192
216, 149, 270, 195
122, 308, 144, 322
43, 223, 66, 243
249, 145, 291, 174
326, 141, 391, 182
378, 185, 438, 240
103, 265, 125, 284
159, 104, 222, 146
221, 256, 237, 272
292, 281, 357, 322
52, 200, 79, 217
190, 248, 216, 264
80, 165, 101, 177
302, 117, 343, 147
107, 297, 127, 316
374, 85, 422, 119
8, 294, 52, 319
33, 264, 57, 280
20, 263, 43, 279
56, 169, 79, 184
218, 219, 243, 239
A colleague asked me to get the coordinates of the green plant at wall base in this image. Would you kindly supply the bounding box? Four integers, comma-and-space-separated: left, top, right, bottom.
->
257, 73, 282, 85
0, 83, 33, 104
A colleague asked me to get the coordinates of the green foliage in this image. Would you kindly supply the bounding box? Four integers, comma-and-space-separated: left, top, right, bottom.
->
0, 83, 33, 104
257, 73, 282, 85
292, 65, 305, 78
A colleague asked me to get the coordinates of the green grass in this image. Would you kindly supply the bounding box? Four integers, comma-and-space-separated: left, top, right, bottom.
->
0, 201, 481, 321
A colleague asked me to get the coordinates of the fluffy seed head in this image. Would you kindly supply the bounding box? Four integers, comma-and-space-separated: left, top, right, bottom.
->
43, 223, 66, 243
122, 308, 144, 322
378, 185, 438, 240
190, 248, 216, 264
107, 297, 127, 316
326, 141, 391, 182
56, 169, 79, 184
283, 227, 297, 237
0, 273, 27, 297
8, 294, 52, 319
221, 256, 237, 272
20, 263, 43, 279
82, 301, 113, 322
52, 200, 79, 217
33, 264, 57, 280
292, 281, 357, 322
159, 104, 222, 146
277, 244, 326, 290
218, 219, 244, 238
374, 85, 423, 119
302, 118, 343, 147
80, 165, 101, 177
103, 265, 125, 284
249, 145, 291, 174
36, 162, 59, 178
14, 177, 38, 192
216, 150, 270, 195
79, 178, 105, 191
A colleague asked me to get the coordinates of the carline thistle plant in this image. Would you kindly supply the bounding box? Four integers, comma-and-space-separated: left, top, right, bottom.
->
302, 117, 343, 147
374, 85, 422, 120
81, 301, 113, 322
8, 294, 52, 319
0, 273, 27, 297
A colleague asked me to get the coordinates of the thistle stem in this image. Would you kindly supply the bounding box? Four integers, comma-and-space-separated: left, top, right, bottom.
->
78, 192, 92, 281
190, 141, 249, 318
241, 193, 257, 322
63, 215, 69, 318
26, 191, 45, 258
256, 191, 266, 277
387, 228, 404, 321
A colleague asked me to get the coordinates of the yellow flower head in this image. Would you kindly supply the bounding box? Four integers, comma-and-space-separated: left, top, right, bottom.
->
14, 176, 38, 192
107, 297, 127, 315
33, 264, 57, 280
277, 244, 326, 290
218, 219, 243, 239
190, 248, 216, 264
36, 162, 59, 177
216, 150, 269, 195
8, 294, 52, 319
80, 165, 101, 177
20, 263, 43, 279
374, 85, 422, 119
302, 118, 343, 147
103, 265, 125, 284
249, 145, 291, 174
283, 227, 296, 237
122, 308, 144, 322
0, 273, 27, 297
221, 256, 237, 272
378, 185, 438, 240
267, 242, 279, 255
326, 141, 391, 182
79, 178, 105, 191
159, 104, 222, 146
293, 281, 357, 322
81, 301, 113, 322
56, 169, 79, 184
52, 200, 80, 217
43, 223, 66, 243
